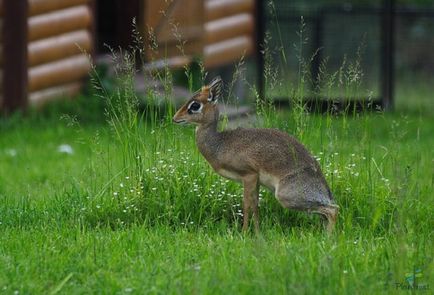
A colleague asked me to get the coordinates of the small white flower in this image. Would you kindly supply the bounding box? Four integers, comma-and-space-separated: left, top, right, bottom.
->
5, 149, 17, 157
113, 192, 118, 196
120, 183, 124, 188
151, 187, 157, 191
96, 205, 101, 209
57, 144, 74, 155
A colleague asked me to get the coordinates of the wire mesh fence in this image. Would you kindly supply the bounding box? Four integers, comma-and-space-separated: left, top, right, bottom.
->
262, 0, 434, 110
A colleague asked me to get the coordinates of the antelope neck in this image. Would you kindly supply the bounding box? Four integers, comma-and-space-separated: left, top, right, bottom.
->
195, 112, 221, 159
196, 119, 219, 142
195, 107, 219, 138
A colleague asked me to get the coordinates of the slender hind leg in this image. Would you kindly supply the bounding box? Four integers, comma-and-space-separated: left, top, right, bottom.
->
315, 205, 339, 233
242, 174, 260, 233
275, 175, 338, 233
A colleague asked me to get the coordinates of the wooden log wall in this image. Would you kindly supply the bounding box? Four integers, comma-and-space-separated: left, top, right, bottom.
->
144, 0, 204, 64
0, 0, 93, 110
143, 0, 255, 70
204, 0, 254, 68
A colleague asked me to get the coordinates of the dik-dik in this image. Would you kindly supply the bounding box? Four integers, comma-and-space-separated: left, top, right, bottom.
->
173, 77, 338, 232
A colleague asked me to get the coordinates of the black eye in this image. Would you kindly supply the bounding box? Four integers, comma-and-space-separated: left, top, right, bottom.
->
188, 101, 201, 113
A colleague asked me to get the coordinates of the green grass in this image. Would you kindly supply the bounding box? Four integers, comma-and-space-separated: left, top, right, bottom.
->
0, 90, 433, 293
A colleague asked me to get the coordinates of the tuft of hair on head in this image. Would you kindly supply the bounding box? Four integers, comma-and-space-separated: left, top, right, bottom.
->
207, 76, 222, 104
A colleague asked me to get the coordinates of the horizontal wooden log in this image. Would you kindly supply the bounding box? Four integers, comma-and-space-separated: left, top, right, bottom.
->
205, 13, 254, 45
0, 0, 89, 17
29, 82, 82, 106
28, 30, 92, 66
157, 25, 203, 44
144, 55, 193, 72
29, 0, 89, 16
205, 0, 254, 22
204, 36, 253, 69
145, 0, 203, 44
29, 54, 90, 92
0, 30, 92, 67
147, 40, 202, 61
28, 5, 92, 41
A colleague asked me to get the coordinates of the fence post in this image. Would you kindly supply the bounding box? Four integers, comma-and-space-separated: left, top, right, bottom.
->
381, 0, 395, 110
115, 0, 140, 49
255, 0, 265, 102
2, 0, 29, 112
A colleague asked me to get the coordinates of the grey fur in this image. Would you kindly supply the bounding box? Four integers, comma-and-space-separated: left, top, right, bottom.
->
173, 78, 338, 232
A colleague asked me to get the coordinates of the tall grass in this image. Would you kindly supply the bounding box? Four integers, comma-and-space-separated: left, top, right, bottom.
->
84, 10, 433, 240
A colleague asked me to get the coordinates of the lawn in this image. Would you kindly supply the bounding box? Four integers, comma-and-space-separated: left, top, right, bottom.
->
0, 85, 433, 294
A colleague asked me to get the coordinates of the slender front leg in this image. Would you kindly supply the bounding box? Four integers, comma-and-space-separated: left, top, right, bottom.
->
251, 182, 260, 234
242, 174, 259, 233
242, 186, 250, 232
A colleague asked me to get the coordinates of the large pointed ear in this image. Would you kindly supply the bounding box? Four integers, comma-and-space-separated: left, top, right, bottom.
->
207, 76, 222, 104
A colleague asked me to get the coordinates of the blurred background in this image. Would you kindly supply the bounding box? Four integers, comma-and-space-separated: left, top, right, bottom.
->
0, 0, 433, 114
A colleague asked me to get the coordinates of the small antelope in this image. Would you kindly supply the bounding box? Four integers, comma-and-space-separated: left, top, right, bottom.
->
173, 77, 338, 232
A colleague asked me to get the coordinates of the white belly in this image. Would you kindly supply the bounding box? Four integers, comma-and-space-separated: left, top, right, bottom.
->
215, 169, 279, 190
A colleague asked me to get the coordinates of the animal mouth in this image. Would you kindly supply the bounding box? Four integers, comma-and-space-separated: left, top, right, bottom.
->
173, 119, 187, 125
